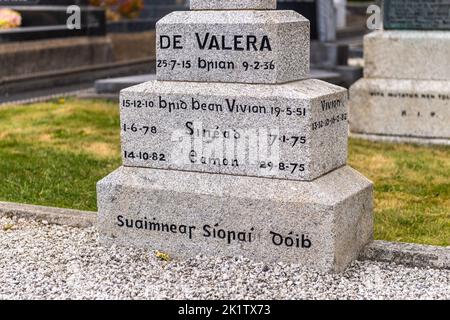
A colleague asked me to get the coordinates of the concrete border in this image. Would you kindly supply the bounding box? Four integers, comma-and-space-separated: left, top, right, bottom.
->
0, 201, 449, 270
0, 202, 96, 228
350, 133, 450, 146
360, 240, 450, 270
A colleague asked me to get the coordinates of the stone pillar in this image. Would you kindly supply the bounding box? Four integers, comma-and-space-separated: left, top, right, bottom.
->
334, 0, 346, 29
97, 0, 373, 273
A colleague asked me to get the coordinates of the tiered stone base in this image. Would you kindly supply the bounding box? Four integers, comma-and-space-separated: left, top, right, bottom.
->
350, 78, 450, 143
120, 79, 349, 181
97, 166, 373, 273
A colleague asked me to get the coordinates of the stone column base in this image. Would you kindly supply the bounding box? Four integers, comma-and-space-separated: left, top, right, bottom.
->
97, 165, 373, 273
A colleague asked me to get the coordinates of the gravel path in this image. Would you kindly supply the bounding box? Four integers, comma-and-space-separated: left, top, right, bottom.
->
1, 216, 449, 300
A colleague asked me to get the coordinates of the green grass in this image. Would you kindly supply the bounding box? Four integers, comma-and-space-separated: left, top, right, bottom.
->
0, 98, 449, 246
349, 140, 450, 246
0, 98, 121, 211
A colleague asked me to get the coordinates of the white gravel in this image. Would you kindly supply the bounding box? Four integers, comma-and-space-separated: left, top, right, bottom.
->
1, 216, 449, 300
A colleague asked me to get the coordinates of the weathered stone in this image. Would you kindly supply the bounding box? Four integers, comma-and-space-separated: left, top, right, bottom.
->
360, 240, 450, 270
0, 201, 96, 228
350, 133, 450, 146
97, 166, 374, 273
349, 78, 450, 139
383, 0, 450, 31
364, 31, 450, 81
191, 0, 276, 10
120, 79, 348, 181
156, 10, 310, 84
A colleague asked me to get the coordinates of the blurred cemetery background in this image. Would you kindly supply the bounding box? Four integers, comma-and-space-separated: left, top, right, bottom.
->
0, 0, 375, 104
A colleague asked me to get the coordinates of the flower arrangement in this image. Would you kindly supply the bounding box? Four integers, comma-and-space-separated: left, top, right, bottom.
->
90, 0, 144, 21
0, 8, 22, 30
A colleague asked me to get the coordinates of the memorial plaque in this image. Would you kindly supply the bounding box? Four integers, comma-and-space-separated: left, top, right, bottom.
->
120, 80, 348, 181
191, 0, 277, 10
156, 11, 310, 84
384, 0, 450, 31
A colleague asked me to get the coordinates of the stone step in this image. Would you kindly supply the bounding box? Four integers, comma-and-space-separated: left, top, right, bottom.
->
156, 10, 310, 84
97, 165, 373, 273
119, 79, 348, 181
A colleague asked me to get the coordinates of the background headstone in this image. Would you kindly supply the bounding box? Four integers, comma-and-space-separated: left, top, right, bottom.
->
334, 0, 346, 29
349, 0, 450, 143
384, 0, 450, 31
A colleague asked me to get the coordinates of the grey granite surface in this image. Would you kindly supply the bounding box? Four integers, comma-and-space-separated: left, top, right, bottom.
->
120, 79, 349, 181
97, 166, 373, 273
156, 10, 310, 84
191, 0, 277, 10
349, 78, 450, 139
364, 31, 450, 81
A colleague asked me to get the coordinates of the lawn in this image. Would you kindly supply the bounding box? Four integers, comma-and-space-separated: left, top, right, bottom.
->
0, 98, 121, 211
0, 98, 449, 246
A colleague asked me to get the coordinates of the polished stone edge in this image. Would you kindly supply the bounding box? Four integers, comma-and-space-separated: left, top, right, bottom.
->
350, 133, 450, 147
360, 240, 450, 270
0, 201, 96, 228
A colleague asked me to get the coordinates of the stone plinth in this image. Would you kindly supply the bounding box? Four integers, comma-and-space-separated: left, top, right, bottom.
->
364, 31, 450, 81
97, 0, 374, 273
156, 11, 310, 84
97, 166, 373, 273
350, 78, 450, 139
120, 79, 348, 181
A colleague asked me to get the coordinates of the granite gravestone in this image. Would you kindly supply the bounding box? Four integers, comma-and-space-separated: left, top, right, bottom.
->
349, 0, 450, 143
98, 0, 374, 273
156, 10, 310, 84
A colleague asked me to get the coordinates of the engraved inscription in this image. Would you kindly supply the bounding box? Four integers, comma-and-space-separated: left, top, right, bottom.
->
120, 93, 347, 181
117, 215, 312, 249
384, 0, 450, 30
